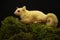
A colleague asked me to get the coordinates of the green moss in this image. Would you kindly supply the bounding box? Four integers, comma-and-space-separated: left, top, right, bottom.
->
0, 16, 60, 40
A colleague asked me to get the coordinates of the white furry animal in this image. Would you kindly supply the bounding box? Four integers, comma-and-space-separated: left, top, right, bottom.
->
14, 6, 58, 26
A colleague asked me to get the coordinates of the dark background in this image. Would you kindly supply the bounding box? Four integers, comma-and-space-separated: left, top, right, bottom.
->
0, 0, 60, 26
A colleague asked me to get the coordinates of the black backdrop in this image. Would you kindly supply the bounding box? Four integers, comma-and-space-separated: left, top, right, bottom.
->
0, 0, 60, 26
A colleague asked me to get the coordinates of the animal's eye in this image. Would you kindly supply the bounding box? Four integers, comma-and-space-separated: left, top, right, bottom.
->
17, 10, 20, 12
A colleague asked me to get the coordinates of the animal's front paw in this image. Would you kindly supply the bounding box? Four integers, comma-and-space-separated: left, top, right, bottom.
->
20, 19, 30, 23
33, 21, 38, 23
20, 20, 24, 22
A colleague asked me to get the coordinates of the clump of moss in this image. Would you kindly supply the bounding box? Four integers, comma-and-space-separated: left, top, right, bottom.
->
0, 16, 60, 40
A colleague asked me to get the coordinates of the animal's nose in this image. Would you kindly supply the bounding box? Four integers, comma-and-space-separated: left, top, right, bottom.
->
14, 12, 16, 14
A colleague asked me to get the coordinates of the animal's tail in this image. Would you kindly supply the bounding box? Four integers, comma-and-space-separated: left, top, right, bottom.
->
46, 13, 58, 27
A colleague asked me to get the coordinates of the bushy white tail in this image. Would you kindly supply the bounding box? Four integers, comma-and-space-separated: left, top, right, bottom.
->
46, 13, 58, 27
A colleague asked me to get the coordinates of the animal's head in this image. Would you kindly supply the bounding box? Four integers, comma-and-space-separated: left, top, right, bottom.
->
14, 6, 26, 16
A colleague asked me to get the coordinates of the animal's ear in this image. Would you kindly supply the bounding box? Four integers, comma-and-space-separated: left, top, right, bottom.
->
22, 6, 26, 11
22, 6, 26, 9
